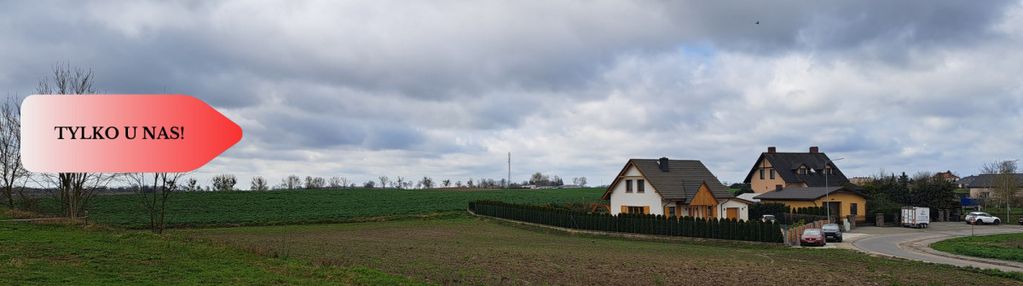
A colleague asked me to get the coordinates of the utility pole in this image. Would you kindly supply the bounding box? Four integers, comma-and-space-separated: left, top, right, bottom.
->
507, 152, 511, 189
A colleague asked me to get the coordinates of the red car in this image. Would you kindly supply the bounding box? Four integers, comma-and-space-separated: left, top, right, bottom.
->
800, 228, 826, 247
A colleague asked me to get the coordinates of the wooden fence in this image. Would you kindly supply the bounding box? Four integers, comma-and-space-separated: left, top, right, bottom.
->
781, 219, 830, 246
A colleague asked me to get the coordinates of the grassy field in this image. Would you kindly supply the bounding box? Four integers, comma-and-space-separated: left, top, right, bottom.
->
0, 214, 423, 285
177, 216, 1023, 285
933, 233, 1023, 263
38, 188, 604, 228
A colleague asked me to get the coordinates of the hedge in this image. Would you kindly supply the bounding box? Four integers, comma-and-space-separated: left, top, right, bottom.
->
469, 201, 783, 243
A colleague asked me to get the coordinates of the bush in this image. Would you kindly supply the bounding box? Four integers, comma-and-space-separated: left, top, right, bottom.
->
469, 200, 782, 243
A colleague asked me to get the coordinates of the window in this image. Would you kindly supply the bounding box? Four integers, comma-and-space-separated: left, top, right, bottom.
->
637, 180, 645, 193
625, 180, 633, 193
668, 206, 676, 217
798, 166, 806, 175
760, 169, 765, 180
769, 169, 775, 179
851, 203, 858, 215
627, 206, 645, 214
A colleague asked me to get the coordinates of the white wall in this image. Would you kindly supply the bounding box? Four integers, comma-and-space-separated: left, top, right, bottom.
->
718, 199, 750, 221
609, 165, 664, 215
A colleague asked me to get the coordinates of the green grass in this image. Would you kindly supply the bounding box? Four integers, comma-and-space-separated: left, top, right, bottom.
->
933, 233, 1023, 263
0, 220, 424, 285
178, 216, 1023, 285
38, 188, 604, 229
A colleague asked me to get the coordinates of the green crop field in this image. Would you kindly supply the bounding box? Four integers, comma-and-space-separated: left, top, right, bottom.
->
0, 213, 423, 285
933, 233, 1023, 263
38, 188, 605, 228
178, 217, 1023, 285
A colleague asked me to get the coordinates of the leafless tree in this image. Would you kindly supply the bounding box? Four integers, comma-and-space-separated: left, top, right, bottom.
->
250, 176, 268, 191
280, 175, 301, 190
36, 63, 118, 219
182, 178, 200, 192
573, 177, 587, 187
304, 176, 325, 189
328, 176, 349, 188
0, 96, 26, 208
126, 173, 184, 234
211, 174, 237, 191
419, 177, 434, 189
982, 160, 1019, 220
378, 176, 389, 189
395, 176, 406, 189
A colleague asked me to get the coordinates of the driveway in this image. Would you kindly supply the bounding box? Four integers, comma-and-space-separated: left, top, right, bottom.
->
848, 222, 1023, 272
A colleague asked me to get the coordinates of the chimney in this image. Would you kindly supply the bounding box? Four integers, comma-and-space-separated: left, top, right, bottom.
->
658, 157, 670, 172
809, 146, 819, 153
767, 146, 776, 154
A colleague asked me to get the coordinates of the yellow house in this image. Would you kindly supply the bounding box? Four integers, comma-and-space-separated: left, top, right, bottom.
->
742, 146, 868, 222
754, 186, 867, 222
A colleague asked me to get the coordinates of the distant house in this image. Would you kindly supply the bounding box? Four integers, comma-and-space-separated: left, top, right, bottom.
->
933, 170, 959, 183
848, 177, 872, 186
743, 146, 867, 222
602, 158, 749, 221
960, 173, 1023, 198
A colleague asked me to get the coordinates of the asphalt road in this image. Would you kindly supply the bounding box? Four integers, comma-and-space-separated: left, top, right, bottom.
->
849, 222, 1023, 272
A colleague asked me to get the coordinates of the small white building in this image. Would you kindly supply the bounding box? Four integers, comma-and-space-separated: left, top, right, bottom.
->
601, 158, 749, 221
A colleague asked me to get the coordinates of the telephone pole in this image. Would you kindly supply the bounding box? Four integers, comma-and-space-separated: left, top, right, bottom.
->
507, 152, 511, 189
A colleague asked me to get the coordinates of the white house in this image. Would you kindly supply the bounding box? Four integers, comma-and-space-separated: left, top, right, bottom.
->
601, 157, 749, 221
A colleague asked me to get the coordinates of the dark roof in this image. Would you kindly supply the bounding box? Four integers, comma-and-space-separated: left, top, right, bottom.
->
742, 152, 849, 187
603, 159, 732, 202
964, 174, 1023, 188
958, 175, 977, 187
754, 186, 865, 201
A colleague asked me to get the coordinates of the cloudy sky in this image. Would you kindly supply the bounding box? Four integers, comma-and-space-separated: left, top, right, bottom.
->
2, 1, 1022, 187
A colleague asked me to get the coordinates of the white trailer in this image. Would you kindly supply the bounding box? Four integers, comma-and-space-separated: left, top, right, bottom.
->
901, 207, 930, 228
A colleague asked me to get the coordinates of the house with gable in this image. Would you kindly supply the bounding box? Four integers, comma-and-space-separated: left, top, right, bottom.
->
743, 146, 868, 222
602, 157, 750, 221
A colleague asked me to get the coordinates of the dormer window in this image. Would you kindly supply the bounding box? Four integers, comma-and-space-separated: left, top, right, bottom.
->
798, 165, 808, 175
825, 165, 833, 175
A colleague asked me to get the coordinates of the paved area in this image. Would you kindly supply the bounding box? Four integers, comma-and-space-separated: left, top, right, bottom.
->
847, 222, 1023, 272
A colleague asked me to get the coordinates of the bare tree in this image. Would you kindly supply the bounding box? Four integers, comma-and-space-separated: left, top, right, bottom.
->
378, 176, 389, 189
982, 160, 1019, 220
250, 176, 268, 191
304, 176, 325, 189
280, 175, 301, 190
37, 63, 117, 219
395, 176, 406, 189
211, 174, 237, 191
442, 179, 451, 187
420, 177, 434, 189
182, 178, 200, 192
126, 173, 184, 234
0, 96, 26, 208
573, 177, 587, 187
328, 176, 349, 188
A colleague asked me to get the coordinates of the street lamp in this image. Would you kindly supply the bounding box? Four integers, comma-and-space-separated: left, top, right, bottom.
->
825, 157, 845, 223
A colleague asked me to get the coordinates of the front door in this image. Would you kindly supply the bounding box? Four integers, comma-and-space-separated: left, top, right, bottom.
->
726, 208, 738, 220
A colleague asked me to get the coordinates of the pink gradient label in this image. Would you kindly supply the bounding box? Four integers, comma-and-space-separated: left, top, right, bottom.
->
21, 94, 242, 172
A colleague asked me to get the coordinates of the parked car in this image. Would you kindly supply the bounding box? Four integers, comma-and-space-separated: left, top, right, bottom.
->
822, 223, 843, 242
761, 214, 777, 223
965, 212, 1001, 225
800, 228, 826, 247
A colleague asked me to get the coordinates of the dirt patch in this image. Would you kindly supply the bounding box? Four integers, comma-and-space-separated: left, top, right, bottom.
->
180, 217, 1021, 285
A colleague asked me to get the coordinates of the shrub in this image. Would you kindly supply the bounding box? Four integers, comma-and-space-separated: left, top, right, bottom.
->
469, 200, 782, 243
